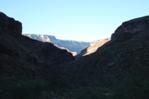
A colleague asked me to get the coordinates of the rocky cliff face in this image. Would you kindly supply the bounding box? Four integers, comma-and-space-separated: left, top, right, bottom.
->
0, 12, 74, 70
77, 38, 111, 57
24, 34, 90, 55
0, 12, 22, 35
0, 12, 75, 98
105, 15, 149, 46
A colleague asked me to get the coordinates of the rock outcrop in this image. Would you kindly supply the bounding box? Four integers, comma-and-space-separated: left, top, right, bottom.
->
0, 12, 22, 35
106, 15, 149, 46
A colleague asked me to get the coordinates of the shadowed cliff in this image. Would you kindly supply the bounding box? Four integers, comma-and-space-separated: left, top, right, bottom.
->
0, 12, 74, 78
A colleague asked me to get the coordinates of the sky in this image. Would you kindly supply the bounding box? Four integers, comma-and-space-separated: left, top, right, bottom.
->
0, 0, 149, 41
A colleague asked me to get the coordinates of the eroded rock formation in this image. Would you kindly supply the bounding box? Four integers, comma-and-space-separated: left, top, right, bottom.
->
0, 12, 22, 35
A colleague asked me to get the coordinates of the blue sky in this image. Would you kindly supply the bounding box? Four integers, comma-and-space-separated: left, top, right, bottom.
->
0, 0, 149, 41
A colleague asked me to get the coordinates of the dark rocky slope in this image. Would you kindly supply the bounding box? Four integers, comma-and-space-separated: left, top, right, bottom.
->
0, 12, 76, 98
0, 33, 74, 65
105, 15, 149, 46
0, 12, 74, 78
53, 15, 149, 87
